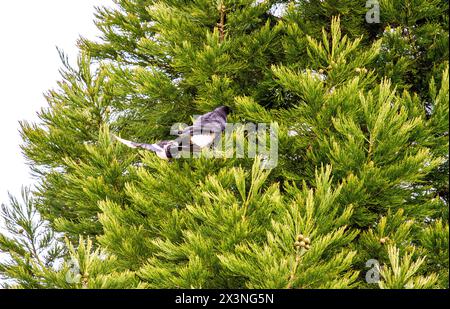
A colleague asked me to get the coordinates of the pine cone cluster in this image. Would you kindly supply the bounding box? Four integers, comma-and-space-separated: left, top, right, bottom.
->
295, 234, 311, 250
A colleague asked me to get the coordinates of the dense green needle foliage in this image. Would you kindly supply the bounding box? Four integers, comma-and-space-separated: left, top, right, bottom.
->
1, 0, 448, 289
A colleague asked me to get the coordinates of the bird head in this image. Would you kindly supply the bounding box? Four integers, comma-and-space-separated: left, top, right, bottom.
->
215, 105, 231, 116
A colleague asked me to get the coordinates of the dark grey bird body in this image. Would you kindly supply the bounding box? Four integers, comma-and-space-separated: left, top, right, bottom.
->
181, 106, 229, 134
178, 106, 229, 148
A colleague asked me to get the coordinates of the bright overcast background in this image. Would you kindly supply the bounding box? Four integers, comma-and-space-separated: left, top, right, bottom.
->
0, 1, 113, 206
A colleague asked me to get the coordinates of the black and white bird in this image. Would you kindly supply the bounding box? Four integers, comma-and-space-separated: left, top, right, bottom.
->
113, 105, 230, 159
178, 105, 230, 148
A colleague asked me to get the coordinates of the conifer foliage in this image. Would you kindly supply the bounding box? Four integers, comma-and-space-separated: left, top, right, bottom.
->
1, 0, 448, 289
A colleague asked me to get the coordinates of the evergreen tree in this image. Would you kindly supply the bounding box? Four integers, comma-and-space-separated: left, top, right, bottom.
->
1, 0, 448, 289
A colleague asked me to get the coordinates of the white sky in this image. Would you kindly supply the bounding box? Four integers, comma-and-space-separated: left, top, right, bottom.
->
0, 1, 113, 205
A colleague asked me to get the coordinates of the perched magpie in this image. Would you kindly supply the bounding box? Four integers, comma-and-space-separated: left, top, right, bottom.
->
113, 105, 230, 159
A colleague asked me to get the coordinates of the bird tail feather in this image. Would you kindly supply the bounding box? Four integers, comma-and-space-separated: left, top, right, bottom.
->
112, 134, 160, 152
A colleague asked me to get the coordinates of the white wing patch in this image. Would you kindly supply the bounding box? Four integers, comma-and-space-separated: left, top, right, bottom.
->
191, 133, 216, 148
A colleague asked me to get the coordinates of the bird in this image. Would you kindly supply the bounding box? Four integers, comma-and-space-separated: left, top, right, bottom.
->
178, 105, 230, 148
113, 105, 230, 159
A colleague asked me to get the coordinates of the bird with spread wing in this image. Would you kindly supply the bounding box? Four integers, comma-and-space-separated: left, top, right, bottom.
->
112, 106, 230, 159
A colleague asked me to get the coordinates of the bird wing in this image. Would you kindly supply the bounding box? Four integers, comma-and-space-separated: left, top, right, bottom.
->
192, 109, 226, 133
